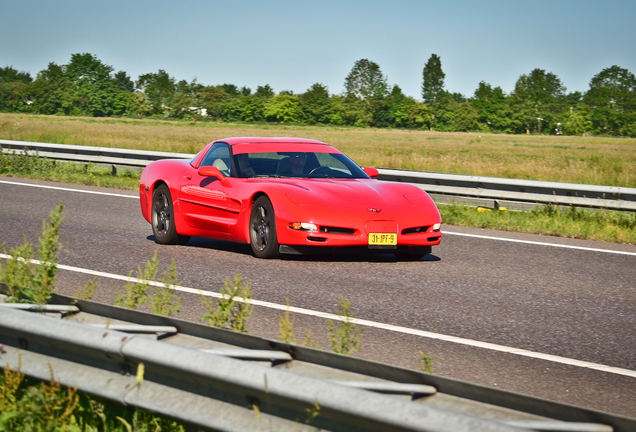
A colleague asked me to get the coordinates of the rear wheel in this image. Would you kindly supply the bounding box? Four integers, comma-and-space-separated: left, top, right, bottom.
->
152, 184, 190, 245
249, 196, 280, 259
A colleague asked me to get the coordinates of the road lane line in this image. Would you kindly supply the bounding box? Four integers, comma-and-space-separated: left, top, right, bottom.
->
2, 177, 635, 256
0, 176, 636, 256
443, 231, 636, 256
0, 180, 138, 199
2, 254, 635, 379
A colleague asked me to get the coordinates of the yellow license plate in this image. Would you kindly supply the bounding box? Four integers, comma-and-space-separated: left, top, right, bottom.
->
368, 233, 397, 245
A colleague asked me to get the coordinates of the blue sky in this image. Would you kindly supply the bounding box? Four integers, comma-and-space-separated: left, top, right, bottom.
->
2, 0, 635, 99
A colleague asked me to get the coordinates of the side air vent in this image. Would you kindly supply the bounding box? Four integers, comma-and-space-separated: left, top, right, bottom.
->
402, 226, 430, 235
320, 226, 355, 235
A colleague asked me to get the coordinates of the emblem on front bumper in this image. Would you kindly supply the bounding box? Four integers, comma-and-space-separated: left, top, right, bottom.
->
368, 208, 382, 213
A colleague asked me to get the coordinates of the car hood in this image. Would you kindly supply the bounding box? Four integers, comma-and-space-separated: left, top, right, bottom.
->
276, 178, 435, 209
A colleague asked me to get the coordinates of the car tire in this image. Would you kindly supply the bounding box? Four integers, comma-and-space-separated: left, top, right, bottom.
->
152, 184, 190, 245
249, 196, 280, 259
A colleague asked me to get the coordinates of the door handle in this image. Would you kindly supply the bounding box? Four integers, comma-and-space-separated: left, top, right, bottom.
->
184, 175, 192, 180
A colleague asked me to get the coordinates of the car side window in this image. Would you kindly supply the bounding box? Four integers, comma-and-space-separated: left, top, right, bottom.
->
200, 143, 232, 176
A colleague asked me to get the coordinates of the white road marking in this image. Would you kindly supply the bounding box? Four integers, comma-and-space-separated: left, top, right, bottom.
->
443, 231, 636, 256
2, 253, 635, 379
0, 179, 139, 199
2, 177, 634, 256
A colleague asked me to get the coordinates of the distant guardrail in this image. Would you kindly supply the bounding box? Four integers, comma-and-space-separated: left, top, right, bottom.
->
2, 139, 635, 212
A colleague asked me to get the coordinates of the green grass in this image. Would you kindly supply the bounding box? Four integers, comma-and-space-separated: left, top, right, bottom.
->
1, 148, 141, 190
0, 361, 186, 431
440, 203, 636, 244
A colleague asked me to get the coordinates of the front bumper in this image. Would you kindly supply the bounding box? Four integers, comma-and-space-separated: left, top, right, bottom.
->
274, 205, 442, 250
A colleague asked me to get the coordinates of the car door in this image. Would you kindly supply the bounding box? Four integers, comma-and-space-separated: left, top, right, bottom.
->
178, 143, 234, 233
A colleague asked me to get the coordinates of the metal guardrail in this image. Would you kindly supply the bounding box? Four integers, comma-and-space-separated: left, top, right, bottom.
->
2, 139, 635, 212
1, 290, 631, 432
0, 139, 193, 168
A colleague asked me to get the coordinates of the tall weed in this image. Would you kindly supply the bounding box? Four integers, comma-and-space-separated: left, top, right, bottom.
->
278, 298, 297, 344
150, 258, 183, 317
327, 295, 364, 355
114, 251, 183, 316
201, 271, 254, 333
417, 351, 441, 374
0, 202, 64, 304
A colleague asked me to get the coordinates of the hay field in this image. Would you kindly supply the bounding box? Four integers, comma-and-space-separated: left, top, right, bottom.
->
1, 113, 635, 187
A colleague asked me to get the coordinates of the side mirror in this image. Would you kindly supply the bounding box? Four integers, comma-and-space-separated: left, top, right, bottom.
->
363, 167, 379, 178
198, 166, 231, 187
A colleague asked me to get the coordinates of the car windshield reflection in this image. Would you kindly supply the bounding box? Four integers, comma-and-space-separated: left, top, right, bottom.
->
233, 151, 369, 179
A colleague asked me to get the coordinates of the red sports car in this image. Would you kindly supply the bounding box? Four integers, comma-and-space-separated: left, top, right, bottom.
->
139, 137, 442, 259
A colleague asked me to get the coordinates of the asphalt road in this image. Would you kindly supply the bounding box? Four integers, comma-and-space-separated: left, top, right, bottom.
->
1, 176, 635, 419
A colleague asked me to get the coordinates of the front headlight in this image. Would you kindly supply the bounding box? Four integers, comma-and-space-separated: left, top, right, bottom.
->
289, 222, 318, 232
433, 223, 441, 232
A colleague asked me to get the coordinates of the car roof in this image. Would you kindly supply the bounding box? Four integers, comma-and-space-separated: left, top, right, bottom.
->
215, 137, 329, 146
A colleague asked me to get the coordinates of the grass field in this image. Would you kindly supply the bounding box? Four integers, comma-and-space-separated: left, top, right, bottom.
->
1, 112, 635, 244
1, 112, 635, 187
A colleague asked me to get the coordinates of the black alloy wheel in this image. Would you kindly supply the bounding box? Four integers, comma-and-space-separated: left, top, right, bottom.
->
249, 196, 280, 258
151, 184, 189, 245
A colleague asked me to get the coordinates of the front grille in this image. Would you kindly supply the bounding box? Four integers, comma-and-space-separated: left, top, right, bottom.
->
320, 226, 355, 235
402, 226, 430, 235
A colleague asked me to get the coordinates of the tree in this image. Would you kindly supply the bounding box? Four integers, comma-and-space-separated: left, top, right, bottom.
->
30, 62, 74, 115
584, 65, 636, 136
254, 84, 274, 100
421, 54, 445, 105
472, 81, 510, 132
113, 71, 134, 92
344, 59, 389, 125
65, 53, 119, 117
221, 95, 264, 122
219, 84, 239, 97
0, 66, 32, 84
344, 59, 389, 100
136, 69, 176, 114
201, 86, 230, 119
509, 69, 566, 134
176, 78, 203, 108
445, 101, 480, 131
421, 54, 450, 130
65, 53, 113, 85
0, 67, 33, 112
299, 83, 331, 124
263, 94, 302, 123
171, 92, 195, 119
562, 105, 592, 136
390, 94, 433, 129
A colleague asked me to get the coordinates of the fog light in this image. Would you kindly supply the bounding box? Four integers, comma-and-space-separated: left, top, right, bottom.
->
289, 222, 317, 232
433, 223, 441, 232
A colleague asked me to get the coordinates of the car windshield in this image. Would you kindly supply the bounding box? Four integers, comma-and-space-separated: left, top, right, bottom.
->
233, 151, 369, 179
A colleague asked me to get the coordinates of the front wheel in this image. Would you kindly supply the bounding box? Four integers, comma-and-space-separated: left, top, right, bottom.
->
249, 196, 280, 259
151, 184, 190, 245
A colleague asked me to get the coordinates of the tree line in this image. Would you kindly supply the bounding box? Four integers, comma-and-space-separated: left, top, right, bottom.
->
1, 53, 635, 137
